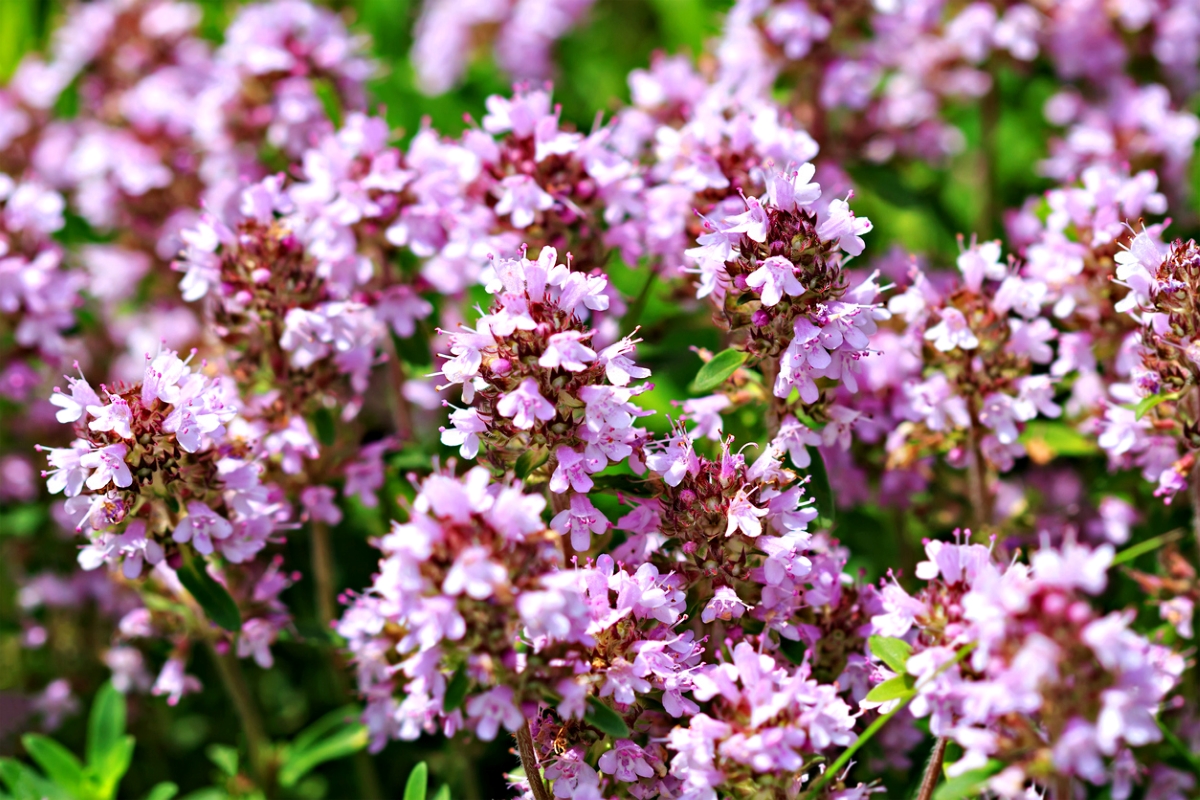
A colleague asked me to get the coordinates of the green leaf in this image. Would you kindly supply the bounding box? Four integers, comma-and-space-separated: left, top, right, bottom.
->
1134, 391, 1178, 420
86, 684, 125, 770
584, 696, 630, 739
88, 736, 134, 800
0, 505, 46, 538
205, 745, 238, 778
20, 736, 83, 794
932, 760, 1004, 800
403, 763, 428, 800
777, 637, 807, 665
311, 78, 343, 129
176, 554, 241, 632
868, 636, 912, 674
1112, 528, 1186, 566
278, 712, 369, 788
621, 270, 657, 336
1017, 421, 1098, 458
804, 446, 836, 525
514, 446, 550, 480
431, 786, 450, 800
290, 706, 359, 755
0, 757, 72, 800
862, 674, 916, 704
689, 349, 746, 394
312, 407, 337, 448
443, 666, 470, 712
144, 783, 179, 800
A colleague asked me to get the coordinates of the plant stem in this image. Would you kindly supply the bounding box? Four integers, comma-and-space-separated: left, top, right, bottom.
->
311, 521, 336, 630
980, 74, 1001, 239
801, 643, 977, 798
965, 394, 992, 534
309, 522, 384, 800
548, 488, 574, 563
761, 356, 783, 440
386, 344, 415, 443
205, 638, 272, 791
514, 718, 552, 800
916, 737, 948, 800
1191, 457, 1200, 568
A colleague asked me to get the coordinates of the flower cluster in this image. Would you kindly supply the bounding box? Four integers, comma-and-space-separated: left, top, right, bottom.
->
874, 537, 1182, 795
0, 174, 79, 386
38, 348, 283, 574
438, 246, 649, 509
685, 162, 882, 405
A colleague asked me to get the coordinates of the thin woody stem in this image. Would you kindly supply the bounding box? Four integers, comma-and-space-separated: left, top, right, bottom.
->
386, 343, 415, 442
965, 387, 993, 534
515, 718, 553, 800
205, 638, 272, 791
1188, 392, 1200, 567
761, 356, 784, 440
916, 737, 948, 800
1191, 455, 1200, 567
310, 520, 337, 630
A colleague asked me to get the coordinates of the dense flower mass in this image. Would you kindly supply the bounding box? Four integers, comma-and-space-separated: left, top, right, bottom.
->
4, 0, 1200, 798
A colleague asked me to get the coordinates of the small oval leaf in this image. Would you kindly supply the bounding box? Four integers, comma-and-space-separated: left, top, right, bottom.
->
689, 349, 746, 394
805, 446, 836, 525
1134, 391, 1178, 420
443, 666, 471, 712
584, 696, 630, 739
177, 556, 242, 632
20, 735, 83, 793
86, 682, 126, 769
862, 674, 916, 704
404, 762, 429, 800
312, 407, 337, 448
932, 760, 1004, 800
514, 446, 550, 480
868, 636, 912, 674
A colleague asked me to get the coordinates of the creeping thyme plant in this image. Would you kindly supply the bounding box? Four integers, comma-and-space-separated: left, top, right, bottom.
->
7, 1, 1200, 798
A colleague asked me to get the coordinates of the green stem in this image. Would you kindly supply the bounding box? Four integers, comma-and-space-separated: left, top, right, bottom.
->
1111, 527, 1185, 567
204, 639, 272, 793
1157, 718, 1200, 776
802, 643, 976, 798
311, 521, 336, 630
980, 75, 1001, 239
309, 522, 384, 800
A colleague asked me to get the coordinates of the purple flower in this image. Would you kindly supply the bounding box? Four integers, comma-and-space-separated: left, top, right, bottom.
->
464, 686, 523, 741
549, 446, 600, 494
747, 255, 805, 307
925, 307, 978, 352
551, 494, 608, 551
538, 331, 597, 372
817, 198, 872, 256
597, 739, 656, 782
173, 501, 233, 556
702, 585, 752, 623
301, 486, 343, 525
493, 174, 554, 228
80, 443, 132, 492
496, 378, 556, 429
725, 488, 769, 538
151, 658, 201, 706
442, 546, 507, 600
